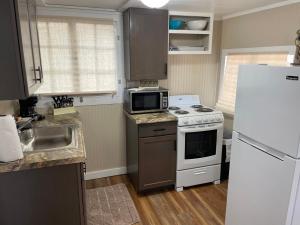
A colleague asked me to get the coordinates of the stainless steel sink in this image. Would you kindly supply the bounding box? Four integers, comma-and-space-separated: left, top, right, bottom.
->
20, 126, 78, 152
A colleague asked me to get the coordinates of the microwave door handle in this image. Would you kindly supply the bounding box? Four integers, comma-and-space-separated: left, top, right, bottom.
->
179, 123, 223, 134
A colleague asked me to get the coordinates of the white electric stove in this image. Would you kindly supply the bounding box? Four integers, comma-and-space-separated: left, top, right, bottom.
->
169, 95, 224, 191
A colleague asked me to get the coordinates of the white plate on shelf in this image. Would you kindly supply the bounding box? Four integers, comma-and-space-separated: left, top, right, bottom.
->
177, 46, 206, 51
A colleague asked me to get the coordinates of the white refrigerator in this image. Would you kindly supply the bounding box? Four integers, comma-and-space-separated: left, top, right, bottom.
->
225, 65, 300, 225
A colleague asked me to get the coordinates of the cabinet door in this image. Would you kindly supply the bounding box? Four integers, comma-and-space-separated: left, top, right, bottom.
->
0, 164, 85, 225
139, 134, 176, 191
0, 0, 26, 99
16, 0, 37, 95
130, 8, 168, 80
28, 0, 43, 85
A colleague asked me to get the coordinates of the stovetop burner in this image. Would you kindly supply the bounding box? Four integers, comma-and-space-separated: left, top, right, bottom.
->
175, 110, 189, 115
196, 107, 214, 113
191, 105, 203, 109
169, 106, 181, 110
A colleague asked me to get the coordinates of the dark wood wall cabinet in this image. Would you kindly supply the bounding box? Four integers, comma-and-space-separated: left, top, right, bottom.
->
0, 0, 43, 100
0, 163, 86, 225
126, 118, 177, 192
123, 8, 169, 81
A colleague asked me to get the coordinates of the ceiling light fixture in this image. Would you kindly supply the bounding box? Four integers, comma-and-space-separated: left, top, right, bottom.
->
140, 0, 170, 8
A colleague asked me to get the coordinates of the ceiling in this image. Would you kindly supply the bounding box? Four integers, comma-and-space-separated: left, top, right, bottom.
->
36, 0, 293, 18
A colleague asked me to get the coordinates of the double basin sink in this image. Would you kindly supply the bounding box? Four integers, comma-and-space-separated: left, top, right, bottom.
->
19, 126, 78, 152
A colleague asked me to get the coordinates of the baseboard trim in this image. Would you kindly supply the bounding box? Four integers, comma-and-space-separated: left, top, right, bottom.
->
84, 167, 127, 180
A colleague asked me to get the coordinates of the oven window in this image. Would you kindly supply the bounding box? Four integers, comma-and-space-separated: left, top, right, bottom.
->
132, 93, 160, 111
185, 130, 217, 159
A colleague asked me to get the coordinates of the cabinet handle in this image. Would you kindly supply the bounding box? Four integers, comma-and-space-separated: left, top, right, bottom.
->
194, 171, 207, 175
165, 63, 168, 75
83, 162, 87, 174
34, 66, 42, 83
153, 128, 166, 132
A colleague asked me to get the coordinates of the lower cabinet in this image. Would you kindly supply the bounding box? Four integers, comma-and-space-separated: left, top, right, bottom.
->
139, 135, 177, 190
126, 118, 177, 192
0, 163, 86, 225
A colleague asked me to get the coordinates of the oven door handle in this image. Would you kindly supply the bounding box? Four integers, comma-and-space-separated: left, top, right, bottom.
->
179, 123, 223, 133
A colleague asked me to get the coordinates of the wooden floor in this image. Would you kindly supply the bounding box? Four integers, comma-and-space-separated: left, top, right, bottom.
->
86, 175, 228, 225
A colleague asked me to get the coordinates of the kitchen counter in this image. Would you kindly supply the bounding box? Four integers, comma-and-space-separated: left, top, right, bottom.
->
0, 114, 86, 174
124, 111, 177, 125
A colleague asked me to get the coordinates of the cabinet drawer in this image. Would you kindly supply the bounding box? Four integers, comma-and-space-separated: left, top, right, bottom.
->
176, 165, 221, 188
139, 122, 177, 137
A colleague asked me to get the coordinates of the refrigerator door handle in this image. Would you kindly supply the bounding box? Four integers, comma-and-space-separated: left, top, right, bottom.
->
238, 133, 286, 161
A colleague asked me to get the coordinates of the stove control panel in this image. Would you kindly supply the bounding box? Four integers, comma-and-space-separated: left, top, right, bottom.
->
178, 113, 224, 126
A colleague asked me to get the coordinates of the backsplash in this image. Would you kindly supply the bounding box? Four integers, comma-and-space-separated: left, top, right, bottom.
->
0, 101, 18, 115
159, 21, 222, 107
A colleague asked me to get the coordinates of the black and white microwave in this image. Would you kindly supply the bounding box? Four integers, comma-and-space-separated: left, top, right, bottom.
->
124, 88, 169, 114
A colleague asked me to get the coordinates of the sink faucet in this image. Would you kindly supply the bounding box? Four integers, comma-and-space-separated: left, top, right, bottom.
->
17, 116, 36, 133
17, 114, 45, 133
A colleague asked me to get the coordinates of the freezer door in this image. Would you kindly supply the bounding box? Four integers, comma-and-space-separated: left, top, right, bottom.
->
225, 132, 296, 225
234, 65, 300, 158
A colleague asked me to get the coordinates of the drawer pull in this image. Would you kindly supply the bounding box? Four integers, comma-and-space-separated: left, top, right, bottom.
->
194, 171, 207, 175
153, 128, 166, 132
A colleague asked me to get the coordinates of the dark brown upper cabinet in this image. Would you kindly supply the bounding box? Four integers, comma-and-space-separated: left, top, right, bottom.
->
123, 8, 168, 81
0, 0, 43, 100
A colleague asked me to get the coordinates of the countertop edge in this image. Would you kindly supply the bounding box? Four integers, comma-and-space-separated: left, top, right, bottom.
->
123, 110, 178, 125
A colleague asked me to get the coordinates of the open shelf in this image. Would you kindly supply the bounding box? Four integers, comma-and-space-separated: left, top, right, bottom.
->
169, 30, 211, 35
168, 11, 214, 55
169, 50, 211, 55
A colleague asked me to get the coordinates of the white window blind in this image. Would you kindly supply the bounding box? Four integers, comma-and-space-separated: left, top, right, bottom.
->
216, 53, 289, 115
36, 16, 117, 95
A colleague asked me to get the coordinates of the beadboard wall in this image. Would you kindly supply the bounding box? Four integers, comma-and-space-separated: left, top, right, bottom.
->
75, 104, 126, 175
0, 101, 18, 115
160, 21, 222, 107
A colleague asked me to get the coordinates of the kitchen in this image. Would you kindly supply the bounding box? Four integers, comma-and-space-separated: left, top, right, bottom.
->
0, 0, 299, 225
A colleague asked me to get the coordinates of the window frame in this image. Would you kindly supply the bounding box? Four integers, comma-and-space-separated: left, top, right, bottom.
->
36, 6, 124, 106
217, 45, 296, 117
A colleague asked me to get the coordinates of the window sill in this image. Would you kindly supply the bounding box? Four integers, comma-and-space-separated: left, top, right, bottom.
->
36, 93, 123, 108
222, 112, 234, 119
36, 90, 117, 96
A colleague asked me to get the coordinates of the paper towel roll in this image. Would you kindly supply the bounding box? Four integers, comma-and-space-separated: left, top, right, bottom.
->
0, 115, 24, 162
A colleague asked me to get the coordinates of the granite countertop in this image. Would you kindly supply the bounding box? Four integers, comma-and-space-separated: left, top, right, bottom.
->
0, 113, 86, 174
124, 111, 177, 125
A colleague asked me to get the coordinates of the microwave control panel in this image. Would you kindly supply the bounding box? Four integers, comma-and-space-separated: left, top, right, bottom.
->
162, 92, 169, 109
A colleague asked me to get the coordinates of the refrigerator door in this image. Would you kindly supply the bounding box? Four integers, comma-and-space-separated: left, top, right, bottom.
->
234, 65, 300, 158
225, 132, 296, 225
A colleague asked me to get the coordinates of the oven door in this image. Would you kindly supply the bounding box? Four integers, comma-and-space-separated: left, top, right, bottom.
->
177, 123, 223, 170
130, 92, 162, 113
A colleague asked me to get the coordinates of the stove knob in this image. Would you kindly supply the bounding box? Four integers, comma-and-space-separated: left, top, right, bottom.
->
183, 121, 189, 125
197, 119, 202, 123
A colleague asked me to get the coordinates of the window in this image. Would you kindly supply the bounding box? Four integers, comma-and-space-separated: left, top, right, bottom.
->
216, 51, 291, 115
36, 16, 118, 95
